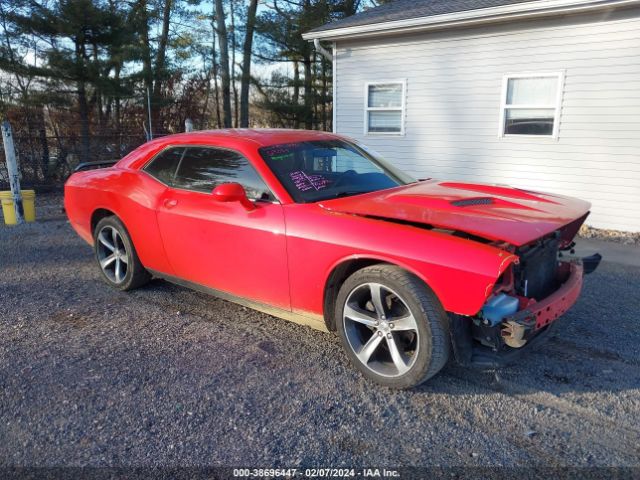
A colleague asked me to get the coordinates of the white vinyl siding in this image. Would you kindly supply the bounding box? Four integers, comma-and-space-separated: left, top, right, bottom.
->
334, 8, 640, 232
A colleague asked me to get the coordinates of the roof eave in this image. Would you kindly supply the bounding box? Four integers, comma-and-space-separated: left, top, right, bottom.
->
302, 0, 640, 41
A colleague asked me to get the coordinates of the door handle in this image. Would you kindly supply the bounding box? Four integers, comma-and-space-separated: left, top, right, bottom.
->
163, 199, 178, 209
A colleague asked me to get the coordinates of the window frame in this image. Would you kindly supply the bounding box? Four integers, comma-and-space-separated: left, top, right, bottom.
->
141, 145, 279, 203
499, 71, 565, 139
364, 79, 407, 136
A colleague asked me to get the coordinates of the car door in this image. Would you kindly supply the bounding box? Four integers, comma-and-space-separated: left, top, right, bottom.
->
155, 146, 291, 310
135, 146, 186, 275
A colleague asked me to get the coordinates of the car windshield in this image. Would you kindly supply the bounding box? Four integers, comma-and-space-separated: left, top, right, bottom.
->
259, 139, 416, 203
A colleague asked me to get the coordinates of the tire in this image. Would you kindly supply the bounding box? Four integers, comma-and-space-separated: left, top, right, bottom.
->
93, 216, 151, 291
335, 264, 450, 389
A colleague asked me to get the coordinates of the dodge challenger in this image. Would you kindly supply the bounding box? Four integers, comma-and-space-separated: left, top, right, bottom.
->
64, 129, 600, 388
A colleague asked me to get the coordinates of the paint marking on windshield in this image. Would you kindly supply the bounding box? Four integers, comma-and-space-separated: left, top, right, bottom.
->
290, 170, 330, 191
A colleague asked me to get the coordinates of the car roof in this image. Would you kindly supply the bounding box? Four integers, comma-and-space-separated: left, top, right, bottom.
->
117, 128, 347, 173
153, 129, 342, 148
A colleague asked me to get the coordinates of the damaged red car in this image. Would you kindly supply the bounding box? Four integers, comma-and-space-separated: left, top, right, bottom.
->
64, 130, 600, 388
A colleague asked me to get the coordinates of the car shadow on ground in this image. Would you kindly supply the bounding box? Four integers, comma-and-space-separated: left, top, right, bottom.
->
134, 267, 640, 399
415, 262, 640, 399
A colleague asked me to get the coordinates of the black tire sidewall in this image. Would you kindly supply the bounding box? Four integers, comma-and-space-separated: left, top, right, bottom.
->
335, 265, 449, 389
93, 216, 140, 291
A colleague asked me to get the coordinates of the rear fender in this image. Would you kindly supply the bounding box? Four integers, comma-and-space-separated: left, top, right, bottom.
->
64, 168, 173, 275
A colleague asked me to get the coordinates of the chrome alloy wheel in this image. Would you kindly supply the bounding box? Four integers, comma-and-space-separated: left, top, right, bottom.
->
96, 225, 129, 284
343, 282, 420, 377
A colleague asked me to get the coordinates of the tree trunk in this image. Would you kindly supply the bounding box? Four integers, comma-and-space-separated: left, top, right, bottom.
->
302, 0, 313, 129
115, 64, 122, 155
92, 39, 106, 130
136, 0, 153, 137
151, 0, 173, 133
303, 53, 313, 130
137, 0, 153, 102
230, 0, 239, 127
312, 55, 319, 130
200, 69, 212, 126
154, 0, 172, 81
321, 56, 327, 131
343, 0, 360, 16
293, 60, 300, 129
74, 34, 91, 163
210, 28, 222, 128
215, 0, 232, 128
240, 0, 258, 128
78, 80, 90, 163
38, 107, 49, 179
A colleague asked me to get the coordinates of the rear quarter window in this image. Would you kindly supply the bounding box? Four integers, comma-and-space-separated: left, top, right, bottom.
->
143, 147, 184, 185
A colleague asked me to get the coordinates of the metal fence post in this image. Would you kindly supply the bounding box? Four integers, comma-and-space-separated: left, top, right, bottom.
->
1, 120, 24, 224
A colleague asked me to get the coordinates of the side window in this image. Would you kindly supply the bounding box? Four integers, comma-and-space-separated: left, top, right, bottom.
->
173, 147, 271, 200
144, 147, 184, 185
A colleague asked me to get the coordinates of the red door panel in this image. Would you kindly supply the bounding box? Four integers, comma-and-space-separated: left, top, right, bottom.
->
156, 189, 290, 309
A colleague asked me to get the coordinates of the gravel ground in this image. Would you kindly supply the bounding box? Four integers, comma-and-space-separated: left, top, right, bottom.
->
1, 195, 639, 471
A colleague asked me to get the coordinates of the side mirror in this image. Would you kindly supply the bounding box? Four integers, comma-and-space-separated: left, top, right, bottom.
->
211, 183, 255, 211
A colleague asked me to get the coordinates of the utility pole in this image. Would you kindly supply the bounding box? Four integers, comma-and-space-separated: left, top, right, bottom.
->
1, 121, 24, 224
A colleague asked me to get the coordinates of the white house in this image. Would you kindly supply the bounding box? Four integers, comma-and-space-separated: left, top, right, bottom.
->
303, 0, 640, 232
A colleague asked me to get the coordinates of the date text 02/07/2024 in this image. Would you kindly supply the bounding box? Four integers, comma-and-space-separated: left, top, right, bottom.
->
232, 468, 401, 478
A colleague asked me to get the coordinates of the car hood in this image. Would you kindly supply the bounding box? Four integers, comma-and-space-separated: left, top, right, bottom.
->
318, 180, 591, 246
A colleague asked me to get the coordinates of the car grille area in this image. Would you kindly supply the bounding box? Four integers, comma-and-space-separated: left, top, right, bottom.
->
514, 234, 560, 300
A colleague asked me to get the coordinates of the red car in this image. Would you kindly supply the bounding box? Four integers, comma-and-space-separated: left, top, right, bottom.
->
64, 129, 600, 388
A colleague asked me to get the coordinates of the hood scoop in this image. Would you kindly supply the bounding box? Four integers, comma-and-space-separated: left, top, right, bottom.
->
450, 197, 494, 207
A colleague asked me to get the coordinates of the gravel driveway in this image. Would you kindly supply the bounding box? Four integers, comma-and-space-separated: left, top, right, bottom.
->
1, 195, 639, 470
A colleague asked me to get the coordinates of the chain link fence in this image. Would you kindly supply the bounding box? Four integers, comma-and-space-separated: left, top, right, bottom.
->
0, 130, 147, 191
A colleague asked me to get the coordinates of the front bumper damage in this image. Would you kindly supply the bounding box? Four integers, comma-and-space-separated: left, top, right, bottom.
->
451, 254, 601, 369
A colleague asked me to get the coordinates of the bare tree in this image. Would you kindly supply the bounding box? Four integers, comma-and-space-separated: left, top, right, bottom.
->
151, 0, 173, 132
240, 0, 258, 128
230, 0, 239, 127
214, 0, 232, 128
210, 25, 222, 128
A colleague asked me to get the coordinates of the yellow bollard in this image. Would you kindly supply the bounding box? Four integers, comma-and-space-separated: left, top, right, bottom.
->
0, 190, 36, 225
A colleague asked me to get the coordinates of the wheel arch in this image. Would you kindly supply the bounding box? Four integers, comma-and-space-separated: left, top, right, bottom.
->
91, 208, 118, 239
322, 256, 433, 331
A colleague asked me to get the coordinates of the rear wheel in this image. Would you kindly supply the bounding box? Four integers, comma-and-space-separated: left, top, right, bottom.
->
335, 265, 450, 389
94, 216, 150, 291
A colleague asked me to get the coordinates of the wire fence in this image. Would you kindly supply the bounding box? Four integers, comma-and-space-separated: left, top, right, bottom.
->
0, 131, 148, 191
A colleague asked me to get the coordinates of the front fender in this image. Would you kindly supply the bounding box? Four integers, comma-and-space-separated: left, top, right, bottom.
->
284, 204, 516, 318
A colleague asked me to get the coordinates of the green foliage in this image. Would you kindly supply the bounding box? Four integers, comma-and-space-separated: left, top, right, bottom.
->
0, 0, 377, 183
254, 0, 370, 130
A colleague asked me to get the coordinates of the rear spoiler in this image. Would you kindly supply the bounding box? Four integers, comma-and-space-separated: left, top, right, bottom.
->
74, 160, 119, 172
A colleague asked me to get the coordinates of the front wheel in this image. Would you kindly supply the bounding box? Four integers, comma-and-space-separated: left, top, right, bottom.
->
94, 216, 150, 291
335, 265, 450, 389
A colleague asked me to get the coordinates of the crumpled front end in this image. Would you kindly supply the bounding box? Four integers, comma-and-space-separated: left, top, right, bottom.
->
451, 230, 601, 368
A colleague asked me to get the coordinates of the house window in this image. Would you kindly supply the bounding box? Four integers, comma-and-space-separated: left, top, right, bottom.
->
500, 73, 564, 137
365, 81, 405, 135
